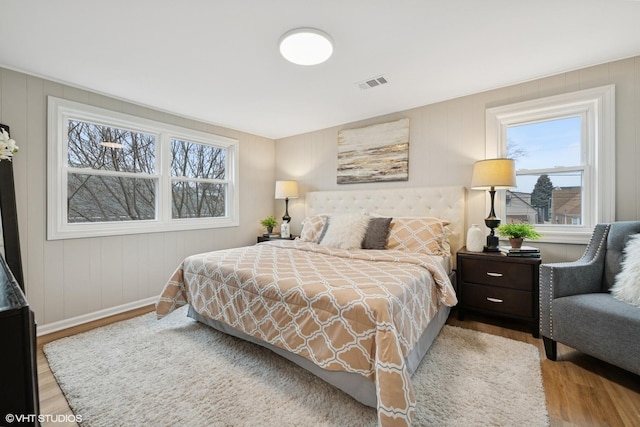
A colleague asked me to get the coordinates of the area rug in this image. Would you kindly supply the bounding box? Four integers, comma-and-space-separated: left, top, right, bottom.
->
44, 307, 549, 426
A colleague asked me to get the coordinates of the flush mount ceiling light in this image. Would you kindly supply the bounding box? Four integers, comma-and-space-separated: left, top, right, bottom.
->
279, 28, 334, 66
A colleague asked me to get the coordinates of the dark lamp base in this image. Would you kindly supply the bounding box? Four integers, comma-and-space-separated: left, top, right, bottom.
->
484, 234, 500, 252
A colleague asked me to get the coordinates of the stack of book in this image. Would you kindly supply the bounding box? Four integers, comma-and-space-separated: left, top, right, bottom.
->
499, 245, 541, 258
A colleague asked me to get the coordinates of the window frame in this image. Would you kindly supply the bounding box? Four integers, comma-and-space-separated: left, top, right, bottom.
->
47, 97, 239, 240
485, 85, 615, 244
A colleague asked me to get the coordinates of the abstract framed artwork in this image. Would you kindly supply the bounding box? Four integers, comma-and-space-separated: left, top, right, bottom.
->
337, 118, 409, 184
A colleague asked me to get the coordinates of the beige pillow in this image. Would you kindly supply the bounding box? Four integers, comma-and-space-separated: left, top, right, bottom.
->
387, 217, 450, 256
297, 215, 329, 243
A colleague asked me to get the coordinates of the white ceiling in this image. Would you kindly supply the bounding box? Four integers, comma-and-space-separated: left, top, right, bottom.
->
2, 1, 640, 139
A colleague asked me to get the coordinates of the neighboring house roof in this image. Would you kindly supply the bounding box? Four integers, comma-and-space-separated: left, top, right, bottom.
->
552, 187, 581, 216
507, 191, 535, 209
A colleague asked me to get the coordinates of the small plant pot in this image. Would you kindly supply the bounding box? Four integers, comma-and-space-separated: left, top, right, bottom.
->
267, 226, 274, 234
509, 237, 524, 249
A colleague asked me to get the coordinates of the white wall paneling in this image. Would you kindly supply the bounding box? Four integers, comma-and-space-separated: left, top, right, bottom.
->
0, 67, 275, 329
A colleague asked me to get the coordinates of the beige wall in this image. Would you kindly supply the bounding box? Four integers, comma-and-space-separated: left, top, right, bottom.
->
0, 67, 275, 328
3, 56, 640, 328
275, 56, 640, 264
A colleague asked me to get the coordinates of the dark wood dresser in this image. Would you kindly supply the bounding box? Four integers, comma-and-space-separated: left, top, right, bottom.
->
0, 254, 39, 425
457, 247, 541, 337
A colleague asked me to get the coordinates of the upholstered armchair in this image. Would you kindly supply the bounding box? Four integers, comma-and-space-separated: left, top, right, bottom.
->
539, 221, 640, 376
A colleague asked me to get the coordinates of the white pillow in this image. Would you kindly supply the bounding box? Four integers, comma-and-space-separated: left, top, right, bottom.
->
319, 214, 370, 250
611, 233, 640, 307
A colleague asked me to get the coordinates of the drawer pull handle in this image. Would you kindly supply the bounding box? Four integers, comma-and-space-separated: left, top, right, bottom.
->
486, 272, 503, 277
487, 297, 504, 303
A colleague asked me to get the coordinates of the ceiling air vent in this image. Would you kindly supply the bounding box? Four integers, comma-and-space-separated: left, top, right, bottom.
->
356, 75, 388, 90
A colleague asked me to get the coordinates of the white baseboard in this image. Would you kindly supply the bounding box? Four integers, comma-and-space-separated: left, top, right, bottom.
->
37, 296, 158, 336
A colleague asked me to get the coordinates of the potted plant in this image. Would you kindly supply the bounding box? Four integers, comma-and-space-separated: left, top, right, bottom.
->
260, 216, 278, 235
496, 222, 542, 248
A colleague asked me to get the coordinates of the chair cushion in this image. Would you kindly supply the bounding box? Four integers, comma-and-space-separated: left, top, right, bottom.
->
552, 293, 640, 375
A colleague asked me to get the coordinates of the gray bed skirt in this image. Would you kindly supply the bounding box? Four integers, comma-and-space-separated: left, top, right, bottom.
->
188, 302, 451, 408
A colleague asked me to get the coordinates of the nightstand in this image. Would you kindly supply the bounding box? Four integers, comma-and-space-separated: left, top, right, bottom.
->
257, 235, 296, 243
456, 247, 541, 337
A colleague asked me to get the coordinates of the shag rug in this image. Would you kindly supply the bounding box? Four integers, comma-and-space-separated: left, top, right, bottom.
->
44, 307, 549, 426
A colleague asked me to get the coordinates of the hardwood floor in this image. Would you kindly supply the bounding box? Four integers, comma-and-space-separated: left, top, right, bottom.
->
446, 311, 640, 427
36, 307, 640, 426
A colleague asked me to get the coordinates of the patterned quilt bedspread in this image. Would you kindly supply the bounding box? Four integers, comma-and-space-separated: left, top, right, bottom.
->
156, 240, 457, 426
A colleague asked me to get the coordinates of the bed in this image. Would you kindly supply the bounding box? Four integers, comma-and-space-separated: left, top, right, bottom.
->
156, 186, 465, 427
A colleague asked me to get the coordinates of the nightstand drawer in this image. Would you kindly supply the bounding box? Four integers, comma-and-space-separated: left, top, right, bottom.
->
463, 283, 533, 318
461, 258, 534, 291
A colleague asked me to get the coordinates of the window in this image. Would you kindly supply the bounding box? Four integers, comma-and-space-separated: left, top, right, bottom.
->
170, 139, 228, 219
48, 97, 239, 240
506, 117, 583, 225
66, 119, 158, 223
486, 85, 615, 244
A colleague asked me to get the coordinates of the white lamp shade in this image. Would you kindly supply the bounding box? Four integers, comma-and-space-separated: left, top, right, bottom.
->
275, 180, 299, 199
471, 158, 516, 190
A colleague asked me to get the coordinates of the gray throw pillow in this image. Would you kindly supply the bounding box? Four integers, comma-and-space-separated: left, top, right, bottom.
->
362, 217, 392, 249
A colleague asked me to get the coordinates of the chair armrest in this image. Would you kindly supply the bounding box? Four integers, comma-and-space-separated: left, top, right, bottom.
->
539, 223, 609, 338
540, 259, 604, 299
540, 223, 610, 300
543, 223, 610, 298
539, 260, 605, 339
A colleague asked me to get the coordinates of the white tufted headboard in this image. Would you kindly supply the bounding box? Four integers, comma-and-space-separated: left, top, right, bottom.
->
305, 186, 467, 257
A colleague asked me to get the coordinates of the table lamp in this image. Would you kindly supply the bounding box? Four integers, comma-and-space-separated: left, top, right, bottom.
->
275, 180, 299, 223
471, 158, 516, 252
